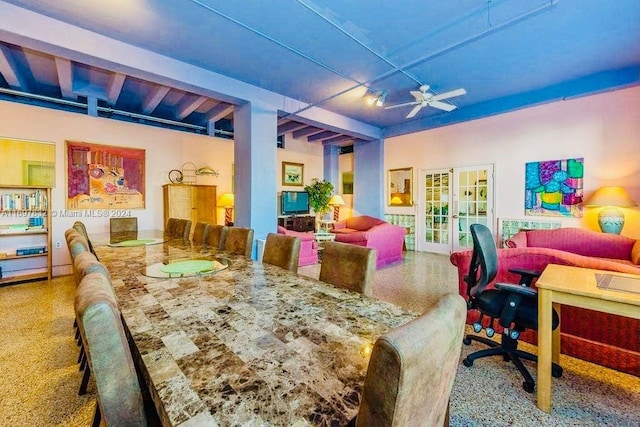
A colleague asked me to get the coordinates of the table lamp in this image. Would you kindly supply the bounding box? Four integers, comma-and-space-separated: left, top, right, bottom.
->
328, 194, 345, 221
586, 186, 637, 234
390, 196, 403, 205
217, 192, 235, 226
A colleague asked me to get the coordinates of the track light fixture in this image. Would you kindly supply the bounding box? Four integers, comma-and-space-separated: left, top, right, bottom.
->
366, 90, 386, 107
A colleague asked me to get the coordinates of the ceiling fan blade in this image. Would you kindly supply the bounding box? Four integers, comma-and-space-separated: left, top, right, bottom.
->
431, 88, 467, 101
384, 101, 419, 110
406, 104, 423, 118
409, 90, 425, 101
427, 100, 457, 112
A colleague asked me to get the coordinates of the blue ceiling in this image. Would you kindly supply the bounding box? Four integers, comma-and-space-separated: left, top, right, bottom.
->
0, 0, 638, 143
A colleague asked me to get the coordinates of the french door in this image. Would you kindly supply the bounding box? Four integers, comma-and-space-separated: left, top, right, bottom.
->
416, 164, 494, 254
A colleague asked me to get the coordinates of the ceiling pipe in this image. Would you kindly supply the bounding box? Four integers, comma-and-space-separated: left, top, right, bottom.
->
0, 86, 233, 137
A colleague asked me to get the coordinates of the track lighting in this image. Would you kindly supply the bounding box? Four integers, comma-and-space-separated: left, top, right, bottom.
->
366, 90, 386, 107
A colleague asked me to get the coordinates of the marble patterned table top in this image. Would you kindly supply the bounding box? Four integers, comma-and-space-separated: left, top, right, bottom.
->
95, 237, 417, 426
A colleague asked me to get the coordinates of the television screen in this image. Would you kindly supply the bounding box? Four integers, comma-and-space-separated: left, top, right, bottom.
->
281, 191, 310, 215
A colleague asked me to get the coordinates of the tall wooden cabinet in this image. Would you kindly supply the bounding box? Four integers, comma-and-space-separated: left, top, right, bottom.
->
163, 184, 217, 234
0, 186, 52, 285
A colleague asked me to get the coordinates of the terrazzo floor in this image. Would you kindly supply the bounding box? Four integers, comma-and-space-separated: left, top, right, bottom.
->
0, 251, 638, 426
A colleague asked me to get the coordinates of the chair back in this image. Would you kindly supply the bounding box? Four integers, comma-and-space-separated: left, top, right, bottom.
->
73, 221, 98, 258
355, 293, 467, 427
262, 233, 301, 273
110, 217, 138, 243
319, 241, 376, 297
466, 224, 499, 299
192, 222, 211, 243
221, 227, 254, 257
66, 229, 90, 260
173, 219, 192, 239
75, 273, 146, 426
207, 225, 228, 249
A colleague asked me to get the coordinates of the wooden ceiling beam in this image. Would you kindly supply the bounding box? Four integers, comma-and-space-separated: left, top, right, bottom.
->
142, 86, 170, 114
0, 44, 28, 90
307, 130, 338, 142
176, 95, 208, 120
277, 121, 307, 136
106, 72, 126, 105
54, 57, 76, 99
205, 103, 234, 122
292, 126, 322, 139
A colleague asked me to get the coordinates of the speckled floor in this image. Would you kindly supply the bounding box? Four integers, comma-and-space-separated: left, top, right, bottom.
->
0, 251, 638, 426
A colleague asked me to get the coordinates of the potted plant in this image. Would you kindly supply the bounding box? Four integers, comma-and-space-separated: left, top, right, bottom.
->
304, 178, 334, 225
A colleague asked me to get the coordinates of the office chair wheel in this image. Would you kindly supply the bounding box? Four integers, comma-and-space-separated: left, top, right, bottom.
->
463, 337, 472, 345
462, 357, 473, 367
522, 381, 535, 393
552, 365, 563, 378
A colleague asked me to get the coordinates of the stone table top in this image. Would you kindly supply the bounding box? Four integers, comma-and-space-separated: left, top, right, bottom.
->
95, 237, 417, 426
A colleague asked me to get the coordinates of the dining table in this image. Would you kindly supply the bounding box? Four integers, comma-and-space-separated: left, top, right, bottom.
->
93, 231, 418, 426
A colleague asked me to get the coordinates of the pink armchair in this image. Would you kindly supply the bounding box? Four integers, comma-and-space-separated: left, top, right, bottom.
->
277, 226, 318, 266
331, 215, 406, 268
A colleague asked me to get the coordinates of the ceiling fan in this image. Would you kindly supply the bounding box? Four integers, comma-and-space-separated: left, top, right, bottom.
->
385, 85, 467, 118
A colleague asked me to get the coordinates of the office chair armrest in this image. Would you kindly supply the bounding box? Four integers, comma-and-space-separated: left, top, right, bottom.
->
495, 282, 538, 298
507, 267, 541, 286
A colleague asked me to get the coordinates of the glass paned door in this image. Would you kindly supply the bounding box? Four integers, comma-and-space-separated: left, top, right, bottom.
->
452, 165, 494, 253
417, 165, 494, 254
416, 169, 451, 254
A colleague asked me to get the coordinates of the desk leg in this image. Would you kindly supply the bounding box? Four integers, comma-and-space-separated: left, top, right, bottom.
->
537, 288, 553, 412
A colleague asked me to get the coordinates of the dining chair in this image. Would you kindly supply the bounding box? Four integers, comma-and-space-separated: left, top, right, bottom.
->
109, 217, 138, 243
166, 217, 178, 235
221, 226, 254, 257
352, 293, 467, 427
319, 241, 376, 297
74, 272, 147, 426
192, 222, 211, 243
170, 219, 192, 239
207, 225, 228, 249
72, 221, 98, 258
262, 233, 301, 273
65, 229, 90, 260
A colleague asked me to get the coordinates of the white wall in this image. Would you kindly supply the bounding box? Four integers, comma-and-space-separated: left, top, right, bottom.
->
385, 86, 640, 238
0, 100, 234, 275
276, 133, 324, 215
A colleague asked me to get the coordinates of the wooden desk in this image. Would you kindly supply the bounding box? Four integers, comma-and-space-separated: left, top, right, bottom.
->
536, 264, 640, 412
95, 237, 417, 425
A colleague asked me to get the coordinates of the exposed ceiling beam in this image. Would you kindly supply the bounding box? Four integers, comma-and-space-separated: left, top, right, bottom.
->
307, 130, 338, 142
322, 134, 353, 145
205, 103, 234, 122
277, 120, 308, 136
292, 126, 322, 139
106, 72, 126, 105
54, 57, 76, 99
142, 85, 170, 114
176, 95, 207, 120
0, 43, 28, 90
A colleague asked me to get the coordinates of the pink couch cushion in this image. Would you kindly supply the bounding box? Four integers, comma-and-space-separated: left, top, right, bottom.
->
345, 215, 385, 231
632, 240, 640, 265
522, 228, 635, 260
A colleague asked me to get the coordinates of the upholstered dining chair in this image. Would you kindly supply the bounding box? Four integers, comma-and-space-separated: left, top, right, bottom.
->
74, 272, 147, 426
462, 224, 563, 392
221, 226, 254, 257
319, 241, 376, 297
192, 222, 211, 243
352, 293, 467, 427
262, 233, 301, 273
207, 225, 228, 249
72, 221, 98, 258
109, 217, 138, 243
167, 218, 192, 239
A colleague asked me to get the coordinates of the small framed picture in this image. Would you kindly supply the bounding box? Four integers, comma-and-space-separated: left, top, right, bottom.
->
282, 162, 304, 186
388, 167, 413, 206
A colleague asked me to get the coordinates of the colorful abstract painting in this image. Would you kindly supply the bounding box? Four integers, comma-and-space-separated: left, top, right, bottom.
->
66, 141, 145, 210
525, 157, 584, 217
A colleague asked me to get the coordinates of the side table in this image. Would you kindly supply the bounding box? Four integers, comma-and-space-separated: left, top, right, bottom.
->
317, 220, 335, 234
314, 232, 336, 261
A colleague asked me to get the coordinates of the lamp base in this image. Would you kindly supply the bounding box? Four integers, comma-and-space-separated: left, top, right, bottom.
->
597, 207, 624, 234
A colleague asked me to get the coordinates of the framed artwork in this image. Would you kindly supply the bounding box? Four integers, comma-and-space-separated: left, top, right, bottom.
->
525, 157, 584, 217
66, 141, 146, 210
0, 137, 55, 187
388, 167, 413, 206
282, 161, 304, 186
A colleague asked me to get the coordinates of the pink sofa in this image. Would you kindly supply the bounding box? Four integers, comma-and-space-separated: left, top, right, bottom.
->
277, 226, 318, 266
450, 227, 640, 376
331, 215, 406, 268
